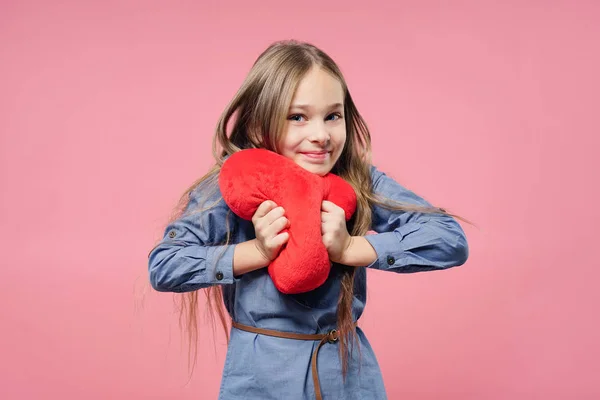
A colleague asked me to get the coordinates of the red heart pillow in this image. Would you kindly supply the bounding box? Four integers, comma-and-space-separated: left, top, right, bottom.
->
218, 149, 357, 294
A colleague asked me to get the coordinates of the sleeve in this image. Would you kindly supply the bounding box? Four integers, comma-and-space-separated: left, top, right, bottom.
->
363, 166, 469, 273
148, 184, 239, 293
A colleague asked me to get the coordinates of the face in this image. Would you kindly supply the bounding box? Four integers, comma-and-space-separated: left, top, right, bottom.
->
279, 67, 346, 176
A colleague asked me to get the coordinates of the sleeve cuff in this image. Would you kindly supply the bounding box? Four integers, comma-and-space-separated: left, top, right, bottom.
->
364, 232, 405, 270
206, 244, 238, 285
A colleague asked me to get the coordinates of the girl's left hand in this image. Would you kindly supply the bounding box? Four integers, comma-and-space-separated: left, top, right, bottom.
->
321, 200, 352, 263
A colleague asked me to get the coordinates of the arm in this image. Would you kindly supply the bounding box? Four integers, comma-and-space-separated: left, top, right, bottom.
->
339, 236, 378, 267
233, 239, 273, 276
352, 166, 469, 272
148, 184, 265, 293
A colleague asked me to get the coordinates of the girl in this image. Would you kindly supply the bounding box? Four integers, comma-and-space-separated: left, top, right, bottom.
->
148, 40, 469, 400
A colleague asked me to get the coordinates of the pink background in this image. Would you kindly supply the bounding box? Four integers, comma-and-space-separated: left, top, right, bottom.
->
1, 1, 599, 399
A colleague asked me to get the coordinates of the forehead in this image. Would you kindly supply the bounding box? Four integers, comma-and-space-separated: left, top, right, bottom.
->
291, 67, 344, 107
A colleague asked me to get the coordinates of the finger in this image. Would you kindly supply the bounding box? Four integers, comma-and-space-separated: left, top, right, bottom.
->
263, 206, 286, 225
254, 200, 277, 220
321, 211, 332, 224
269, 231, 289, 249
321, 200, 342, 213
321, 210, 342, 223
265, 216, 288, 237
321, 219, 331, 235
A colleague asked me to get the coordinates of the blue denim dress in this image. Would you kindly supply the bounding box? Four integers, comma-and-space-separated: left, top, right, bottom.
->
148, 166, 469, 399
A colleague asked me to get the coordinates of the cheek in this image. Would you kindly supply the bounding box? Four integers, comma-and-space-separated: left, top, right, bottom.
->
333, 129, 347, 150
280, 138, 298, 153
279, 131, 297, 154
279, 143, 302, 163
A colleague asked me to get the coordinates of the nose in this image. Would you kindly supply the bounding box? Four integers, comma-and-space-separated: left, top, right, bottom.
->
309, 121, 330, 144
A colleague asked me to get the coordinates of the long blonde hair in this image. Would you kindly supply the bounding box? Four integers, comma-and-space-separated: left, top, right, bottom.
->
166, 39, 458, 378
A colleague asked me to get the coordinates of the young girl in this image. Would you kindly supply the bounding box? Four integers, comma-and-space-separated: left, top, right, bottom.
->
148, 40, 469, 400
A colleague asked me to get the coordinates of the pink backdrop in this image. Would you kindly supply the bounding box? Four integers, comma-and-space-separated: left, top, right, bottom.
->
1, 1, 599, 399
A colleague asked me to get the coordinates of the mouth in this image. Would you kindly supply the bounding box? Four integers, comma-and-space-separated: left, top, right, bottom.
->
299, 151, 331, 161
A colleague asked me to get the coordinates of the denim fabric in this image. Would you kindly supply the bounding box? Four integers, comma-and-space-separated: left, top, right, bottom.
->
148, 165, 469, 399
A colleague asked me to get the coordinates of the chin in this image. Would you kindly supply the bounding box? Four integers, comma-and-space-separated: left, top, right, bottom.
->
297, 162, 332, 176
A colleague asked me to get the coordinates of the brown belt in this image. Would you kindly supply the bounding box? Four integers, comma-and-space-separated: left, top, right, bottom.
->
231, 321, 341, 400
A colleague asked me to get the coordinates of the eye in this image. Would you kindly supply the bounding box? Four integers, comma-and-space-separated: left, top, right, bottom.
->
288, 114, 305, 122
326, 112, 343, 121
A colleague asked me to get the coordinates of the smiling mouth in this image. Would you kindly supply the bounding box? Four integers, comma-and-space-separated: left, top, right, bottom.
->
300, 151, 330, 161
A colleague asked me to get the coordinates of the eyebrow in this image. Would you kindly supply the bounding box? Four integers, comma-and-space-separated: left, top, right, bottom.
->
289, 103, 344, 110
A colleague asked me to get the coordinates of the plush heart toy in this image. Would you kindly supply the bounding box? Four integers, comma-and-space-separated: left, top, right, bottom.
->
218, 148, 357, 294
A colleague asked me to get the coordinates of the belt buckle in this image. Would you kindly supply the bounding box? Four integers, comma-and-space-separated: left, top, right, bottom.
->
327, 329, 339, 343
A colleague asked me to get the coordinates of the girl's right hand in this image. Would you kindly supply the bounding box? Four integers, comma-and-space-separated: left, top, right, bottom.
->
252, 200, 290, 263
